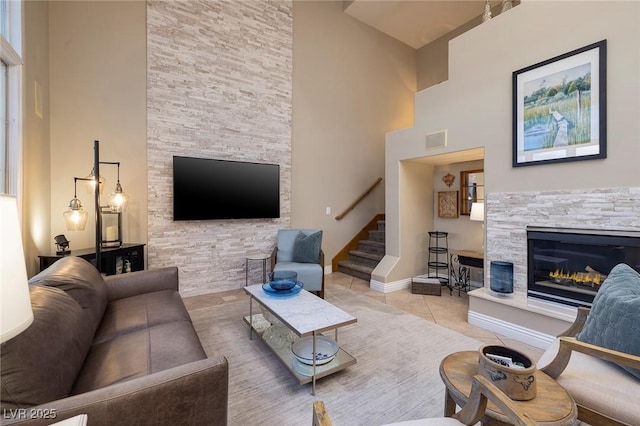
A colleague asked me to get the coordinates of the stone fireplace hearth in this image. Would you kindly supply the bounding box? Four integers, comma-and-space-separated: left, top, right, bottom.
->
468, 187, 640, 349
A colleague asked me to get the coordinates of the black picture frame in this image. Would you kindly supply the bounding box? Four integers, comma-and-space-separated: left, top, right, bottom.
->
512, 40, 606, 167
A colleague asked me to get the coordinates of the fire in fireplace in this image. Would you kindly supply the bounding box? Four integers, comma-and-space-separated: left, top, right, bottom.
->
527, 227, 640, 307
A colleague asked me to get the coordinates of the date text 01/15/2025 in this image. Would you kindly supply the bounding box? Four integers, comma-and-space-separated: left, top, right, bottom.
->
3, 408, 57, 420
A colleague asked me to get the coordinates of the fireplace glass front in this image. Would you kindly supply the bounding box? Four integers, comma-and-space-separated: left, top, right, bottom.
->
527, 227, 640, 307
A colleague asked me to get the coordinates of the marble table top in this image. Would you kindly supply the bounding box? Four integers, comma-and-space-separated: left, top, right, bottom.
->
244, 284, 357, 337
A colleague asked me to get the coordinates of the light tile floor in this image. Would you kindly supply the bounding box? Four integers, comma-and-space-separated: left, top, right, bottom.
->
325, 272, 545, 362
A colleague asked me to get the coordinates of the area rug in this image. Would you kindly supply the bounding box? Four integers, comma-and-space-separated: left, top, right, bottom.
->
188, 285, 483, 426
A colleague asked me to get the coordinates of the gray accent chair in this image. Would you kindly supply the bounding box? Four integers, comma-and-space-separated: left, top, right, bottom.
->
271, 229, 325, 299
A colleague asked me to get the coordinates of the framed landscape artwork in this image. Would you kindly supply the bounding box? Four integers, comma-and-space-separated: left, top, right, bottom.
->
512, 40, 607, 167
438, 191, 458, 218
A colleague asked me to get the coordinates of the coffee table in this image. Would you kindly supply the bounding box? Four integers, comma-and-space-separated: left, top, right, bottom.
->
243, 284, 357, 395
440, 351, 577, 425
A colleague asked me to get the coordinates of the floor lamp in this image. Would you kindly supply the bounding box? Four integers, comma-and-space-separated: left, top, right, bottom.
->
62, 140, 129, 273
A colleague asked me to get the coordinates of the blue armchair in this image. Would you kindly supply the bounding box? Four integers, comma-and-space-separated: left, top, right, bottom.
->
271, 229, 325, 298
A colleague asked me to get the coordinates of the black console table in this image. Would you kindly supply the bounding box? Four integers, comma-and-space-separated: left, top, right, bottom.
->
39, 243, 145, 276
449, 249, 484, 296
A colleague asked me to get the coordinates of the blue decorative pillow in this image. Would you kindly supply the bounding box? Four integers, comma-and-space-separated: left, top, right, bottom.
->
292, 231, 322, 263
576, 263, 640, 379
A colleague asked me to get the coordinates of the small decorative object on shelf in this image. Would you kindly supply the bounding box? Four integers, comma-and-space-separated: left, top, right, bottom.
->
54, 234, 71, 255
501, 0, 513, 13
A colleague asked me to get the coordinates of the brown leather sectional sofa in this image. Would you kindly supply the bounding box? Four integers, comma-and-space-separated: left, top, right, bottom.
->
1, 256, 228, 425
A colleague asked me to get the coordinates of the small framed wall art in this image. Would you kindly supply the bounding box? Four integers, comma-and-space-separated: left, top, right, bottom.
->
512, 40, 607, 167
438, 191, 459, 218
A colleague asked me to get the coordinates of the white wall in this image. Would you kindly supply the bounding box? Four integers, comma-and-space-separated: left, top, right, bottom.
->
23, 1, 51, 276
292, 1, 416, 264
380, 1, 640, 288
48, 1, 147, 254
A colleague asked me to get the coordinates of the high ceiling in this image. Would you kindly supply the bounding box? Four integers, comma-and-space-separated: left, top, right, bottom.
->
344, 0, 502, 49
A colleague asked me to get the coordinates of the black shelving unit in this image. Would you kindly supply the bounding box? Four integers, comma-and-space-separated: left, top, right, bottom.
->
428, 231, 449, 285
39, 243, 145, 276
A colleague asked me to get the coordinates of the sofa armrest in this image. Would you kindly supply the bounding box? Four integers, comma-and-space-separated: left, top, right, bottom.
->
1, 357, 228, 426
540, 336, 640, 379
104, 267, 179, 301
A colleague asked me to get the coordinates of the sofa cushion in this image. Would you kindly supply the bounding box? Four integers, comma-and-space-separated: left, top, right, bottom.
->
93, 289, 194, 344
292, 230, 322, 263
29, 256, 108, 336
1, 285, 94, 408
576, 263, 640, 379
71, 321, 207, 395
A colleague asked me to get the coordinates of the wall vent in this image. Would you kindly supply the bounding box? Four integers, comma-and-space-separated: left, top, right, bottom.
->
425, 130, 447, 149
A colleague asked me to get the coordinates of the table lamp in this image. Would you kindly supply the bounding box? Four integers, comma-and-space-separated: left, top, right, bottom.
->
470, 202, 484, 222
470, 202, 485, 252
1, 195, 34, 343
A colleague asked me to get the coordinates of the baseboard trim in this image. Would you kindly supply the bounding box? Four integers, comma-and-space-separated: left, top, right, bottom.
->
467, 310, 555, 350
370, 278, 411, 293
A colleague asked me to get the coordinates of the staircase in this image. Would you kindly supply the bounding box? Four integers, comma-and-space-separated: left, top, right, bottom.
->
336, 218, 385, 281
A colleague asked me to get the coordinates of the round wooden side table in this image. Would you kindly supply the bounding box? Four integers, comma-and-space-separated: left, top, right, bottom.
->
439, 351, 577, 425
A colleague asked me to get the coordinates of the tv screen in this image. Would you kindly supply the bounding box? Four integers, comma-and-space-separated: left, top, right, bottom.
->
173, 156, 280, 220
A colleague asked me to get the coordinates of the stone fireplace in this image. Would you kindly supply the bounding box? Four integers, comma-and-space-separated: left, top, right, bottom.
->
527, 227, 640, 307
468, 187, 640, 348
486, 187, 640, 299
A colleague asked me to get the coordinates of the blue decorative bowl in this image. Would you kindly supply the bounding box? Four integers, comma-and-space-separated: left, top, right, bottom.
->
270, 279, 297, 291
262, 282, 303, 297
269, 270, 298, 290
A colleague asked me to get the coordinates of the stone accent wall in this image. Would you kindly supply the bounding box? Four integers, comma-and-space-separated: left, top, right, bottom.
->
147, 1, 293, 296
486, 187, 640, 296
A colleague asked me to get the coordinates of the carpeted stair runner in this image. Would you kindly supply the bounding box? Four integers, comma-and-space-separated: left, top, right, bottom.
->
338, 220, 385, 281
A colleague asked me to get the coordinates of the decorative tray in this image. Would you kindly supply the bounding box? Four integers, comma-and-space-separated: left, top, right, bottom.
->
262, 282, 303, 297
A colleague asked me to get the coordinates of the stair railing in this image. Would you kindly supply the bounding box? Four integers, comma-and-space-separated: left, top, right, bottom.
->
335, 177, 383, 221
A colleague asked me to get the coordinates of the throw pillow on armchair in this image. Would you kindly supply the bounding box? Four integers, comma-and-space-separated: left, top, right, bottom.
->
292, 231, 322, 263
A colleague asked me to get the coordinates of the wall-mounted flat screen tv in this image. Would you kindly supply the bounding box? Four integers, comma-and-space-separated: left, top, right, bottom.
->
173, 156, 280, 220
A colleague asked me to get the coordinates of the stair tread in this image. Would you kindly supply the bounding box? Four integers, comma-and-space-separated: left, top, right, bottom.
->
337, 260, 375, 273
348, 250, 384, 261
359, 240, 384, 247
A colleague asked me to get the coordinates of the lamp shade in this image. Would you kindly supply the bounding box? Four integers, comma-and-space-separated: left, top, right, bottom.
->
470, 202, 485, 222
0, 195, 34, 343
84, 170, 104, 195
63, 197, 89, 230
107, 182, 129, 212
